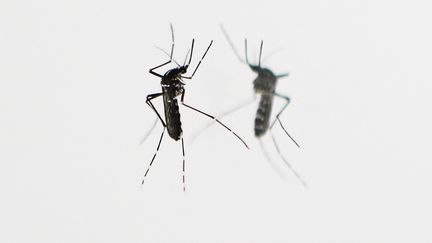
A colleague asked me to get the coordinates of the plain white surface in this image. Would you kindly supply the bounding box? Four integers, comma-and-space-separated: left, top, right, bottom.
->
1, 0, 432, 242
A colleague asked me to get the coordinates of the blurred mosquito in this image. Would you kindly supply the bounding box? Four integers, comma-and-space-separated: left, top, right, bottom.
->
142, 24, 249, 192
192, 25, 306, 187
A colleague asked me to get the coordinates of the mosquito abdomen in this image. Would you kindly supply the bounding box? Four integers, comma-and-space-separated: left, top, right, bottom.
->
163, 88, 182, 141
254, 93, 274, 137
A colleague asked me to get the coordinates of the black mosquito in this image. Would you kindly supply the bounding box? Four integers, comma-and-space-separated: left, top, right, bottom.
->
193, 25, 306, 187
142, 24, 249, 192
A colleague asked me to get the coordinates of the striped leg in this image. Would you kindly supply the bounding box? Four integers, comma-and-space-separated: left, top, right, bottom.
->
142, 127, 166, 185
180, 90, 249, 149
190, 95, 256, 143
181, 137, 186, 192
142, 93, 166, 185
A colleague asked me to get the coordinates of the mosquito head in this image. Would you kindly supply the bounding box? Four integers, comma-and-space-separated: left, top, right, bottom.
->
252, 66, 278, 85
179, 65, 188, 74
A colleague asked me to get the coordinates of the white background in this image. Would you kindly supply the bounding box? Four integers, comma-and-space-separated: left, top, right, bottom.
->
1, 0, 431, 242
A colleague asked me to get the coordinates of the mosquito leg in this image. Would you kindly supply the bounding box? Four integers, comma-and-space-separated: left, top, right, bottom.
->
182, 40, 213, 79
220, 24, 247, 64
139, 117, 158, 145
269, 92, 300, 148
141, 93, 167, 185
190, 95, 256, 143
180, 90, 249, 149
181, 136, 186, 192
149, 24, 175, 78
258, 139, 287, 180
276, 73, 289, 78
142, 127, 166, 185
269, 92, 291, 129
146, 93, 166, 127
153, 45, 181, 67
141, 93, 165, 146
270, 130, 308, 188
275, 116, 299, 148
149, 60, 171, 78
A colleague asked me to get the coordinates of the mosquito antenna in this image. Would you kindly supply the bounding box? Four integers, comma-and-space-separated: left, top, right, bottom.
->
220, 24, 246, 64
154, 45, 181, 67
183, 48, 191, 66
244, 39, 250, 65
183, 40, 213, 79
258, 40, 263, 67
169, 23, 174, 60
188, 39, 194, 66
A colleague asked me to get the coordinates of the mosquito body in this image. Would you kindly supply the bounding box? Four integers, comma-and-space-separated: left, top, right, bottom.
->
193, 25, 306, 186
143, 25, 248, 191
251, 66, 278, 137
161, 67, 186, 140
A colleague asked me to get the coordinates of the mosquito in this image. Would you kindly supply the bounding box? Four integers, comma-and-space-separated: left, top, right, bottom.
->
193, 25, 306, 187
142, 24, 249, 192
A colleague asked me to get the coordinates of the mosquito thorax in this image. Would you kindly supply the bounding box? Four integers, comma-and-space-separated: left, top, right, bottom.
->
250, 66, 277, 93
162, 67, 186, 85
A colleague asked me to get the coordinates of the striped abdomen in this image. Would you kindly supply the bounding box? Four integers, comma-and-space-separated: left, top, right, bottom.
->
254, 93, 274, 137
163, 88, 182, 141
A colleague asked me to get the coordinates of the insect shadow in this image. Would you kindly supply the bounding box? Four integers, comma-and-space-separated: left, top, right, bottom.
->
191, 25, 307, 188
142, 24, 249, 192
